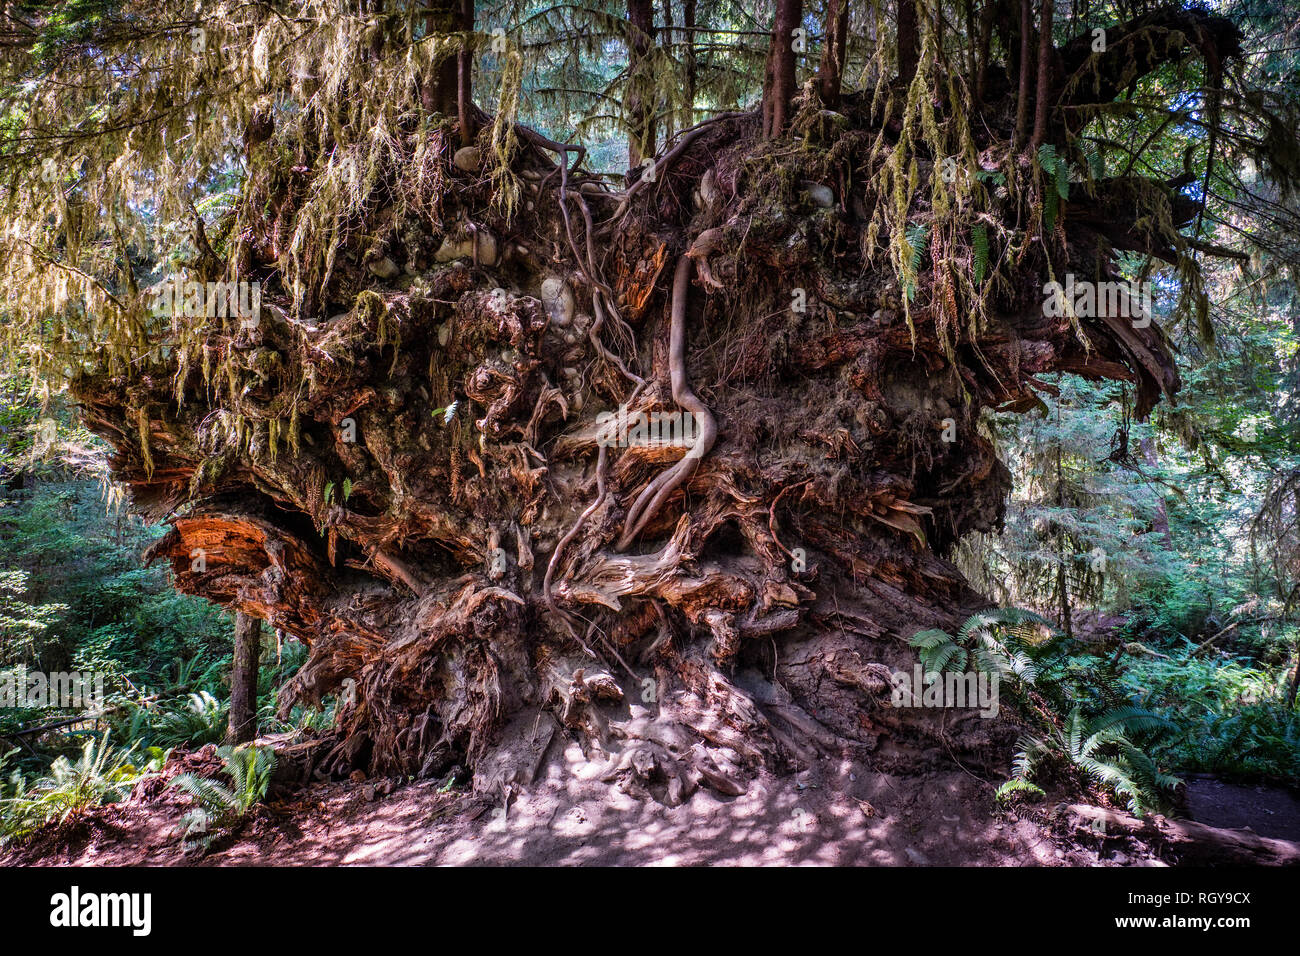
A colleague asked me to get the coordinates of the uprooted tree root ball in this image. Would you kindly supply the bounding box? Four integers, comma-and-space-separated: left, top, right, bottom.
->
67, 6, 1248, 801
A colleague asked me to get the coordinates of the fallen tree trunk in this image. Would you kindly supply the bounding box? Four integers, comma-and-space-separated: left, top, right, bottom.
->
1063, 803, 1300, 866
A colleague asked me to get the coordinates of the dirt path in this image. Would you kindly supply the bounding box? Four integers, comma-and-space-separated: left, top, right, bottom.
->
6, 740, 1297, 866
0, 739, 1127, 867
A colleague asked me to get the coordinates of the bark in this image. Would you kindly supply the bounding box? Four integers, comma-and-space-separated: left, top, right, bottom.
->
896, 0, 918, 85
70, 6, 1244, 798
817, 0, 850, 108
1013, 0, 1032, 149
420, 1, 464, 118
975, 0, 994, 101
682, 0, 696, 128
457, 0, 475, 147
660, 0, 675, 136
1055, 423, 1073, 641
1054, 5, 1242, 109
627, 0, 657, 167
1139, 436, 1173, 548
962, 0, 977, 95
762, 0, 802, 138
1288, 645, 1299, 709
1029, 0, 1053, 150
227, 612, 261, 744
1064, 804, 1300, 866
1291, 483, 1300, 708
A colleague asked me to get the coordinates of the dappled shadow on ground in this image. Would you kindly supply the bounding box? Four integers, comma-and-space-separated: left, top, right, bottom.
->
208, 740, 1097, 867
17, 739, 1297, 866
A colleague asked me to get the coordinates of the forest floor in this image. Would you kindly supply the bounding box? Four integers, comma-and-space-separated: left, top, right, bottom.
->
6, 738, 1299, 866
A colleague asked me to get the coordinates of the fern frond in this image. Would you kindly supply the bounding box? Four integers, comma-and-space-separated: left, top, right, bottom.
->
168, 772, 237, 813
1088, 706, 1174, 738
1011, 733, 1046, 780
955, 610, 1000, 643
972, 224, 989, 286
910, 629, 955, 650
905, 222, 928, 274
994, 778, 1045, 804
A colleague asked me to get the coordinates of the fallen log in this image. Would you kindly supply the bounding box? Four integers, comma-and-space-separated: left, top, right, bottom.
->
1063, 803, 1300, 866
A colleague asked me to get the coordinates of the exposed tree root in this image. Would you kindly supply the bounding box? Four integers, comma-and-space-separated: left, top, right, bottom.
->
69, 10, 1242, 797
616, 253, 718, 549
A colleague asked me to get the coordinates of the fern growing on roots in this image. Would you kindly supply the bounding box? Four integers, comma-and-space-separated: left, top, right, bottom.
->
910, 606, 1051, 688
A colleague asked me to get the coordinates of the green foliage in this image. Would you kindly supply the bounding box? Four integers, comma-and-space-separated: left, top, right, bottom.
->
915, 608, 1181, 815
954, 266, 1300, 788
0, 732, 159, 842
0, 482, 231, 687
994, 778, 1045, 806
971, 223, 989, 286
0, 475, 276, 770
1122, 652, 1300, 780
1010, 706, 1181, 816
0, 569, 65, 663
957, 377, 1187, 614
910, 607, 1051, 688
118, 691, 229, 751
259, 699, 335, 735
168, 744, 276, 854
1035, 144, 1071, 201
1035, 144, 1071, 233
902, 223, 928, 302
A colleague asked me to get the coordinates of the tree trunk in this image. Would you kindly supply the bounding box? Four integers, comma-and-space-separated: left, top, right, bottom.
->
660, 0, 675, 138
1065, 803, 1300, 865
762, 0, 802, 138
1055, 403, 1073, 640
1013, 0, 1033, 149
1292, 479, 1300, 708
962, 0, 977, 93
227, 612, 261, 745
420, 1, 464, 118
817, 0, 850, 108
975, 0, 994, 101
1140, 436, 1174, 549
1030, 0, 1053, 150
627, 0, 657, 167
418, 0, 475, 121
682, 0, 697, 127
897, 0, 919, 84
457, 0, 475, 146
1287, 644, 1299, 708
